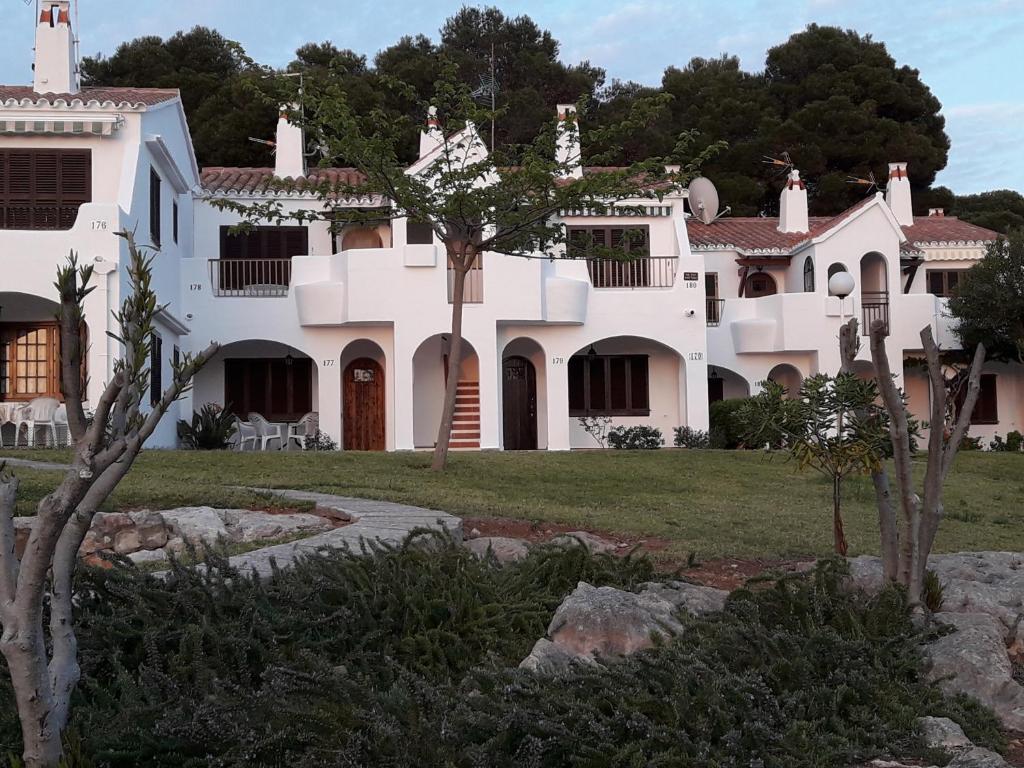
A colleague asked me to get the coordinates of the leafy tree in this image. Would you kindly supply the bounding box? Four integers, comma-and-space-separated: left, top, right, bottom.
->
0, 234, 217, 767
737, 373, 892, 555
82, 26, 277, 167
763, 25, 950, 214
951, 190, 1024, 234
948, 231, 1024, 363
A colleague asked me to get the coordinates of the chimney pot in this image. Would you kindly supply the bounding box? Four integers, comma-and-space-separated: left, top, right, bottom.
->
928, 207, 945, 217
885, 162, 914, 225
419, 105, 444, 159
33, 1, 78, 94
274, 105, 306, 179
778, 169, 809, 233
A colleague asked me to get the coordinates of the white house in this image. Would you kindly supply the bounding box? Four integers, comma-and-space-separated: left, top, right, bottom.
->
1, 8, 1018, 451
0, 2, 197, 448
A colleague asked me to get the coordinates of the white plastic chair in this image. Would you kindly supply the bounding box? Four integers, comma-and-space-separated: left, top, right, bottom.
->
286, 412, 318, 450
15, 397, 60, 447
249, 413, 283, 451
234, 416, 258, 451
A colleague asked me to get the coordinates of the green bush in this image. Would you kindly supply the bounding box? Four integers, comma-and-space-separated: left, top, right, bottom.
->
990, 431, 1023, 452
0, 547, 1003, 767
709, 398, 749, 448
177, 402, 237, 450
607, 425, 663, 449
673, 425, 710, 448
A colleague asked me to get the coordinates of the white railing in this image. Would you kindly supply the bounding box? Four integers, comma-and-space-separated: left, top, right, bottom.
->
209, 259, 292, 297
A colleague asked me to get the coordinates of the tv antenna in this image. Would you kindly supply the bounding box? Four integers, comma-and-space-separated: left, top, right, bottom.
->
762, 151, 794, 177
470, 42, 498, 151
846, 171, 881, 195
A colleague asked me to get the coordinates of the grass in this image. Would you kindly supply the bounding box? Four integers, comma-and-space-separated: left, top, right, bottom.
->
3, 448, 1023, 560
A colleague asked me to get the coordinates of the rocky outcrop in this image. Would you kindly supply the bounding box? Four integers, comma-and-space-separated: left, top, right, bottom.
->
549, 531, 618, 554
849, 553, 1024, 649
927, 612, 1024, 732
520, 580, 728, 672
463, 536, 531, 564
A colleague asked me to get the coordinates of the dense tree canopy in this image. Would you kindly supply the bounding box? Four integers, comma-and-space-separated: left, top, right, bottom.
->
80, 10, 1017, 219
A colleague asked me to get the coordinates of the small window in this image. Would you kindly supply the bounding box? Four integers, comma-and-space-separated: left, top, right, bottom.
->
568, 354, 649, 416
926, 269, 965, 298
149, 333, 163, 407
407, 219, 434, 245
803, 256, 815, 292
705, 273, 718, 298
172, 200, 179, 244
149, 168, 162, 247
827, 263, 848, 279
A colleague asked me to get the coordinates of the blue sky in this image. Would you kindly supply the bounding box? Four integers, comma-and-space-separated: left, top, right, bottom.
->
1, 0, 1021, 194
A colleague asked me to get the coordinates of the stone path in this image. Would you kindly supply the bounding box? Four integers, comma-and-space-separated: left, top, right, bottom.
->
0, 456, 71, 471
219, 489, 463, 578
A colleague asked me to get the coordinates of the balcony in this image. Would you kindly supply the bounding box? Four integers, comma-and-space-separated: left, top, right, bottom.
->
861, 290, 890, 336
209, 258, 292, 297
0, 203, 82, 231
586, 256, 677, 289
706, 298, 724, 327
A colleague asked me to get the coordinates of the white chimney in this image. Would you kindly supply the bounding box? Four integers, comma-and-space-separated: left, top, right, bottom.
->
274, 106, 305, 179
778, 169, 808, 233
33, 2, 78, 94
555, 104, 582, 180
885, 162, 913, 226
419, 105, 443, 159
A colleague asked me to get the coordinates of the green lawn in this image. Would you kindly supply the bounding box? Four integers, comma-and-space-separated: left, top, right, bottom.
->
3, 448, 1023, 560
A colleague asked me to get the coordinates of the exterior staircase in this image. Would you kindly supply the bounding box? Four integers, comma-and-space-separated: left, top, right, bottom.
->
450, 380, 481, 449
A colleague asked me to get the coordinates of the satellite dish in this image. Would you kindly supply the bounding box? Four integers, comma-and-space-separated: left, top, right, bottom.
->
687, 177, 720, 225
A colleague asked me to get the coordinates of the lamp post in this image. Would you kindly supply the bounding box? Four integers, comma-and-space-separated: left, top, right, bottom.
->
828, 271, 855, 326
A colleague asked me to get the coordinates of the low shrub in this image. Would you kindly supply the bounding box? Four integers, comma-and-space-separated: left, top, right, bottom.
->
0, 548, 1004, 767
607, 425, 663, 449
990, 431, 1023, 452
709, 398, 748, 448
304, 429, 338, 451
673, 425, 710, 448
177, 402, 236, 450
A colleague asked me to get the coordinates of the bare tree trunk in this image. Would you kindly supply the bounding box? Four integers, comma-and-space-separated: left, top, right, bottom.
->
839, 318, 898, 579
833, 475, 849, 556
431, 254, 470, 471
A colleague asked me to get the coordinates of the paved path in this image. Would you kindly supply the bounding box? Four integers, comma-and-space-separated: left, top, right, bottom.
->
0, 456, 71, 472
221, 489, 463, 578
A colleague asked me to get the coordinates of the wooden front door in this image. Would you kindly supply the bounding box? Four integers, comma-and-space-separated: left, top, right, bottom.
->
502, 356, 537, 451
343, 358, 385, 451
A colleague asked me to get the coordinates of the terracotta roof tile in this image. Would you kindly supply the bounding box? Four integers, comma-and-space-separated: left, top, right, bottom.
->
0, 85, 179, 107
901, 216, 999, 246
200, 167, 367, 195
687, 195, 998, 256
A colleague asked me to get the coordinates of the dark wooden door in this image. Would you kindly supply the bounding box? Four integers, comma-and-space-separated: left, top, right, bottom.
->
343, 358, 385, 451
502, 356, 537, 450
708, 377, 724, 404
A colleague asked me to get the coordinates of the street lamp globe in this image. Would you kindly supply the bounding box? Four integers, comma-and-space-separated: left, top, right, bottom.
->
828, 271, 855, 299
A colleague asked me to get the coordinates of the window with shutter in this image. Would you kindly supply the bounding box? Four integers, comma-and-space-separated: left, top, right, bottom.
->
224, 357, 313, 422
567, 354, 650, 416
0, 149, 91, 230
926, 269, 965, 298
149, 168, 161, 246
172, 200, 179, 244
216, 226, 308, 293
566, 225, 652, 287
150, 334, 163, 407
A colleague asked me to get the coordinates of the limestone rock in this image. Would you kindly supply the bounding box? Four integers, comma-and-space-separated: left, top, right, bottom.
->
464, 536, 531, 564
927, 612, 1024, 732
90, 512, 132, 537
113, 528, 142, 555
159, 507, 230, 547
947, 748, 1010, 768
519, 638, 597, 674
918, 716, 973, 750
221, 510, 332, 543
546, 582, 683, 660
129, 510, 169, 550
127, 548, 169, 565
640, 580, 729, 616
549, 531, 617, 554
849, 553, 1024, 648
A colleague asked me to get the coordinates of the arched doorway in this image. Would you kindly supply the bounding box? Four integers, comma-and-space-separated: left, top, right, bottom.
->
745, 271, 777, 298
412, 335, 480, 449
767, 363, 803, 399
860, 252, 889, 334
341, 227, 383, 250
502, 356, 537, 450
707, 365, 750, 404
343, 357, 385, 450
